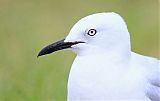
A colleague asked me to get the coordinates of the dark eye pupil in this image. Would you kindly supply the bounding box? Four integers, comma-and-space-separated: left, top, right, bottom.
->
90, 31, 94, 33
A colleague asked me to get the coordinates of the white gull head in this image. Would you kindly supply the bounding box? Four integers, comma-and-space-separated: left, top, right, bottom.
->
65, 12, 131, 57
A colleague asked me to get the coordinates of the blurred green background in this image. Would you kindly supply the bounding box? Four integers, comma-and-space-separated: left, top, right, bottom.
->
0, 0, 159, 101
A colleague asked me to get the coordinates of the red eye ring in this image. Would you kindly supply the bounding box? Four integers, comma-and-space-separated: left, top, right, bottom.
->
87, 29, 97, 36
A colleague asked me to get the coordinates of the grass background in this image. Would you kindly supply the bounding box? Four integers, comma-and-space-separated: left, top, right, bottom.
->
0, 0, 159, 101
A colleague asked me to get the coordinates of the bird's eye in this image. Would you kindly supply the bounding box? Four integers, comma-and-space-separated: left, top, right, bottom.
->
87, 29, 97, 36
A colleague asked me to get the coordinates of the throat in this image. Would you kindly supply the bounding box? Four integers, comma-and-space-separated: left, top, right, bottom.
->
75, 49, 131, 71
76, 43, 131, 59
78, 47, 131, 63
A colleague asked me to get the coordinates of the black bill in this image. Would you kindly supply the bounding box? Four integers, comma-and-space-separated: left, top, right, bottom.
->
37, 39, 84, 57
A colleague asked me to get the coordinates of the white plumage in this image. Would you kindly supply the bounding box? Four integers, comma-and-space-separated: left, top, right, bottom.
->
65, 12, 160, 101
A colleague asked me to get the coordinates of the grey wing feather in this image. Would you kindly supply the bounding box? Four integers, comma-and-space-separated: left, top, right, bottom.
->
146, 60, 160, 101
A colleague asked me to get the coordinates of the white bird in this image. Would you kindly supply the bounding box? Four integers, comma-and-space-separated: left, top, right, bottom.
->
38, 12, 160, 101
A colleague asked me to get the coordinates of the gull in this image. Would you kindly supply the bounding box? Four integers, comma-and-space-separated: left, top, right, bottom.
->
38, 12, 160, 101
